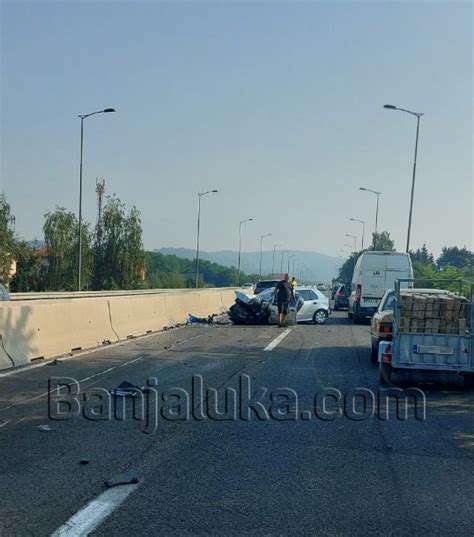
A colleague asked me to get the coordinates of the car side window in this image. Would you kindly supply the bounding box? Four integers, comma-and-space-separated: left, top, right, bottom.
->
309, 290, 318, 300
298, 290, 311, 301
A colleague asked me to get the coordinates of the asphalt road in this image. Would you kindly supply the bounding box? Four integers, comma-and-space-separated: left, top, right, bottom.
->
1, 311, 473, 536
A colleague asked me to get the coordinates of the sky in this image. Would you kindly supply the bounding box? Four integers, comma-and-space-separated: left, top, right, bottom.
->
1, 0, 472, 260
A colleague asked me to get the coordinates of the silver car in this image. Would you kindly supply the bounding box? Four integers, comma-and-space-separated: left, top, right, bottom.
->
259, 286, 330, 325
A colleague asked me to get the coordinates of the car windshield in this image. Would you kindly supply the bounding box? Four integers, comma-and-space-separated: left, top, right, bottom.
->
253, 288, 275, 302
256, 281, 278, 290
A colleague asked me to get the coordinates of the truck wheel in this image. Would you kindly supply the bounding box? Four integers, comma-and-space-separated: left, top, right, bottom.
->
370, 343, 378, 363
379, 362, 393, 386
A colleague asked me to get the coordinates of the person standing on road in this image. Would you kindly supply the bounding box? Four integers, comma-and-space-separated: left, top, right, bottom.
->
275, 273, 294, 327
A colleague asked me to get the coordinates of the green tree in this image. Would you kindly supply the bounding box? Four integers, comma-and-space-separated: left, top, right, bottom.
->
437, 246, 473, 273
337, 252, 361, 285
372, 231, 395, 251
0, 193, 16, 286
95, 195, 145, 289
9, 241, 43, 292
43, 207, 92, 290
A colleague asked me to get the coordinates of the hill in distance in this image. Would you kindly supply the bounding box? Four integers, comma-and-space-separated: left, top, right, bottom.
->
156, 247, 341, 283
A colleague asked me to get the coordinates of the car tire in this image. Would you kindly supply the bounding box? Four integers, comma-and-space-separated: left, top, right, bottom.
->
370, 343, 379, 363
313, 309, 328, 325
379, 362, 393, 386
352, 307, 361, 324
464, 374, 474, 391
347, 309, 353, 319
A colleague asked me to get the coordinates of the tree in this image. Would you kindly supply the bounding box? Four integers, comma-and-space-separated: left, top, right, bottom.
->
9, 241, 43, 292
437, 246, 473, 273
43, 207, 92, 291
372, 231, 395, 252
410, 244, 434, 266
94, 195, 145, 290
337, 252, 361, 285
0, 193, 16, 286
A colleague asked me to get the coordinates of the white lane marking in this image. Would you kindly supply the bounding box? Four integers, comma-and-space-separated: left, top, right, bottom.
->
51, 484, 138, 537
263, 329, 292, 351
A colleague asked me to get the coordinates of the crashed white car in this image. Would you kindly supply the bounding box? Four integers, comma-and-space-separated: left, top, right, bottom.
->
255, 286, 330, 325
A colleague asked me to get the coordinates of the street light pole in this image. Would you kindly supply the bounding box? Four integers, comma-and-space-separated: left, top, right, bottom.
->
237, 218, 253, 286
280, 250, 288, 275
271, 244, 282, 278
383, 104, 424, 253
195, 189, 218, 288
259, 233, 272, 278
288, 254, 296, 274
359, 187, 381, 249
350, 218, 366, 250
77, 107, 116, 291
346, 234, 357, 252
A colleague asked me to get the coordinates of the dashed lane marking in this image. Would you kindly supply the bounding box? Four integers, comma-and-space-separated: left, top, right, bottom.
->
50, 484, 138, 537
263, 329, 292, 351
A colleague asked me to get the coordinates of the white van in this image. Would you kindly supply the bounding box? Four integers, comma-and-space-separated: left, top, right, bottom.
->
348, 252, 413, 323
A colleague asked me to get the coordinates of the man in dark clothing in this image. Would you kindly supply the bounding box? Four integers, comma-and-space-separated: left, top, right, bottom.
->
274, 273, 294, 327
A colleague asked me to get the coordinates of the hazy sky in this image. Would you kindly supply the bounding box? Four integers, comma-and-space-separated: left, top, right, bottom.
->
1, 0, 472, 259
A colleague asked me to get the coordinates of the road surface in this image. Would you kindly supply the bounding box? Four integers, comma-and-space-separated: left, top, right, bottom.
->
1, 312, 473, 536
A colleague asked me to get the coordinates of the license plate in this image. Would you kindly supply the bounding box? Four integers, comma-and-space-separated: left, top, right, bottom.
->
413, 345, 454, 355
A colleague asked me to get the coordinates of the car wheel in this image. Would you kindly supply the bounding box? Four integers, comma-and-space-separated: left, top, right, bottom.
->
370, 342, 379, 363
464, 374, 474, 391
352, 308, 361, 324
313, 309, 328, 325
379, 362, 393, 386
347, 309, 353, 319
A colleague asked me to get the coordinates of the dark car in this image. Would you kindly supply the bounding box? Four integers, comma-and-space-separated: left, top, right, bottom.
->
333, 284, 350, 310
331, 284, 341, 300
254, 280, 280, 295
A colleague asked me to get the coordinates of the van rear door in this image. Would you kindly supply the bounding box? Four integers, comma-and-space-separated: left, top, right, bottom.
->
361, 255, 387, 299
385, 255, 411, 289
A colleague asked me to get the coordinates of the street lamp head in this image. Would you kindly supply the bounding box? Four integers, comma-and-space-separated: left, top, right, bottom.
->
211, 189, 218, 193
383, 104, 397, 110
103, 108, 116, 113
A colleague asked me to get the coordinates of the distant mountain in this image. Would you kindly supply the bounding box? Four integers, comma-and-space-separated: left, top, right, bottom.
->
156, 247, 342, 283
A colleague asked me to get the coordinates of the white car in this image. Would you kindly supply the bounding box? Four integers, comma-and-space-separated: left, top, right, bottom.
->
256, 286, 330, 325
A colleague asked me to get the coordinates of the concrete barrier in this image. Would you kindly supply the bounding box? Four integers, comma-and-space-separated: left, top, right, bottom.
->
107, 295, 168, 339
0, 289, 237, 370
0, 299, 118, 368
164, 292, 202, 326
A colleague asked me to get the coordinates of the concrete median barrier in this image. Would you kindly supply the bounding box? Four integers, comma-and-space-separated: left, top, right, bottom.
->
0, 299, 118, 368
164, 292, 202, 326
107, 295, 168, 339
0, 289, 236, 370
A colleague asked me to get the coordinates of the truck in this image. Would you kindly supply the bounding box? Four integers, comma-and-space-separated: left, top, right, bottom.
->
378, 279, 473, 388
